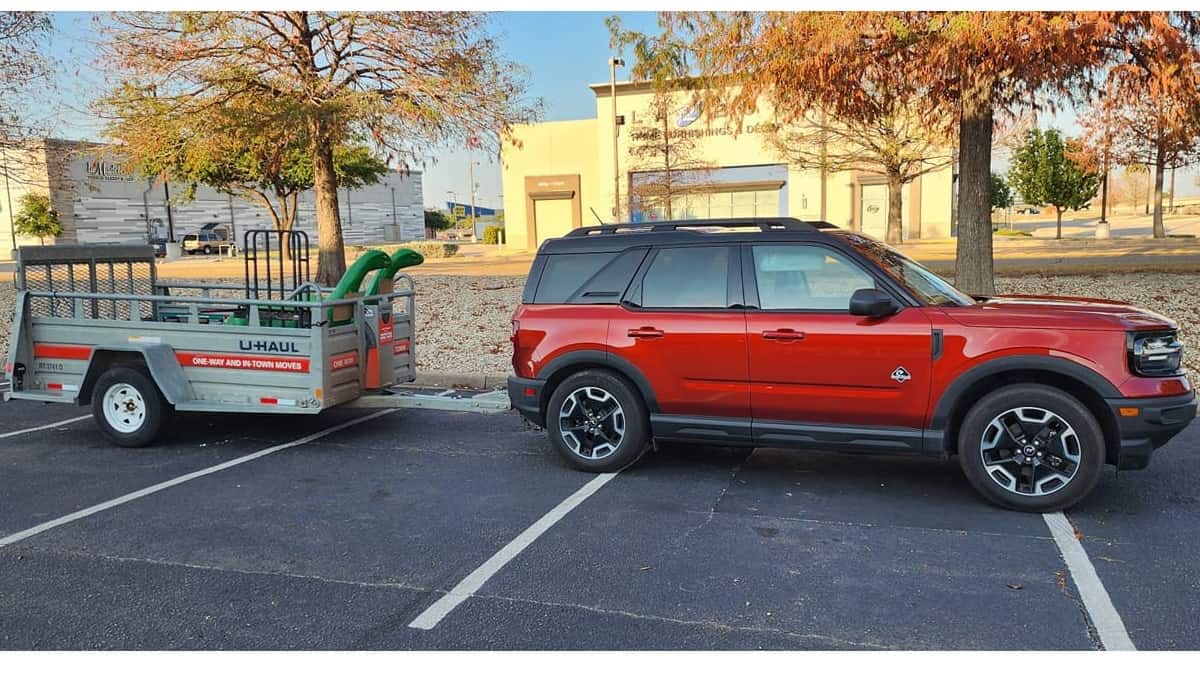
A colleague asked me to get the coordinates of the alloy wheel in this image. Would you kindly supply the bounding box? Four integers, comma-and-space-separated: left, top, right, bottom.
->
980, 406, 1081, 496
557, 386, 626, 460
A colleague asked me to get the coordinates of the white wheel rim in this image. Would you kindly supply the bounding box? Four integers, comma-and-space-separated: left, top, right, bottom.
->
102, 382, 147, 434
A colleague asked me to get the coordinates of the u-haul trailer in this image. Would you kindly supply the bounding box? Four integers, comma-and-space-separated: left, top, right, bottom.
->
2, 235, 508, 446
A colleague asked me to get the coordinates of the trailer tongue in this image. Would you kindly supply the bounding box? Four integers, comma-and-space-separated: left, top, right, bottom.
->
2, 231, 510, 447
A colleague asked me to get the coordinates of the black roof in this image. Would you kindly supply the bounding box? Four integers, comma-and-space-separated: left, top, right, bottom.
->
539, 217, 844, 254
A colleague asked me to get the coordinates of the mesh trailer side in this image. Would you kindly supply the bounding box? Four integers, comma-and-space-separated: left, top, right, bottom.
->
15, 244, 160, 321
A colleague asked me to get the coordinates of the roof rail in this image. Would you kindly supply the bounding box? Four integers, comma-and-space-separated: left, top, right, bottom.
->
565, 217, 837, 237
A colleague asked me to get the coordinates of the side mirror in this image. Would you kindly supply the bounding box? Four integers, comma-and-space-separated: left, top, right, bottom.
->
849, 288, 899, 319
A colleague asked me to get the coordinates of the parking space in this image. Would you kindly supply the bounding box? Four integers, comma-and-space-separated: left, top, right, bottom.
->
0, 401, 1196, 649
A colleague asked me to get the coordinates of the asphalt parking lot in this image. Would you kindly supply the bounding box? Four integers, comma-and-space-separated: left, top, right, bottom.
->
0, 399, 1196, 650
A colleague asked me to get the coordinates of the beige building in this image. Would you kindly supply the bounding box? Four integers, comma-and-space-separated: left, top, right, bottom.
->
501, 81, 955, 250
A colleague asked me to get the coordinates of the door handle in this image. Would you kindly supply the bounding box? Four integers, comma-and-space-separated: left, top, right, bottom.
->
762, 329, 805, 341
628, 327, 665, 339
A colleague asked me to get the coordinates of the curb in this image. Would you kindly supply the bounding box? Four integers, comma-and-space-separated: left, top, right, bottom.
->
411, 372, 509, 390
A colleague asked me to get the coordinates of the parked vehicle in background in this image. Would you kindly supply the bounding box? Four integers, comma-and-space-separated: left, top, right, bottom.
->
182, 224, 232, 255
151, 237, 167, 258
508, 217, 1195, 512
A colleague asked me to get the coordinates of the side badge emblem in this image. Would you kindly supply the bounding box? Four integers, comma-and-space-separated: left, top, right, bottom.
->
890, 367, 911, 383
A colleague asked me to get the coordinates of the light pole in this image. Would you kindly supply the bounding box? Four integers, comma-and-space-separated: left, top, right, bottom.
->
468, 159, 479, 241
446, 190, 458, 235
1097, 82, 1111, 238
610, 56, 625, 220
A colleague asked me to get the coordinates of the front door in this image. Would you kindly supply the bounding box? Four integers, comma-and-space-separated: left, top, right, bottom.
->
860, 183, 889, 240
743, 243, 932, 449
608, 245, 751, 438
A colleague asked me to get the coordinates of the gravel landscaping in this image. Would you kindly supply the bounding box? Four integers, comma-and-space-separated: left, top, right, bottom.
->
1, 272, 1196, 384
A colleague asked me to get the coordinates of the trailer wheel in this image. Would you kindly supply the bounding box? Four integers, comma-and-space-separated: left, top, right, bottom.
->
91, 367, 172, 447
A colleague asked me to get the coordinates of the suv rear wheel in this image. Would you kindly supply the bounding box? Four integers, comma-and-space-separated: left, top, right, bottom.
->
546, 369, 649, 472
958, 384, 1104, 512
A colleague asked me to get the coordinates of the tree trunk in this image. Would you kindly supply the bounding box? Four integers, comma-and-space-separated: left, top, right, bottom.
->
1152, 141, 1166, 238
885, 172, 904, 244
1055, 207, 1063, 240
953, 90, 996, 296
310, 121, 345, 286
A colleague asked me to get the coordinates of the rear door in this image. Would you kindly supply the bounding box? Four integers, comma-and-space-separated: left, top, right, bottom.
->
608, 245, 751, 438
743, 243, 933, 449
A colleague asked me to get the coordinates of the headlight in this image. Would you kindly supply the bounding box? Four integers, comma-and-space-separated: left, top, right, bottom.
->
1129, 331, 1184, 376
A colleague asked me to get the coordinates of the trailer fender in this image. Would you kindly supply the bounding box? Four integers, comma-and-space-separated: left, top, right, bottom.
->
79, 345, 193, 406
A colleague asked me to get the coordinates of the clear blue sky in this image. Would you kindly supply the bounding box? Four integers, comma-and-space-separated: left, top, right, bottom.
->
38, 11, 1194, 210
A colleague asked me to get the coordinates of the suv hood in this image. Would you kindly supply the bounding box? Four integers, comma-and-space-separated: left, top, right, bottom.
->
946, 294, 1177, 332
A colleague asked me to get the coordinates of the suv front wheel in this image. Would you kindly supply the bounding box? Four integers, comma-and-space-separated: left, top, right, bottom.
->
546, 369, 650, 473
958, 384, 1104, 512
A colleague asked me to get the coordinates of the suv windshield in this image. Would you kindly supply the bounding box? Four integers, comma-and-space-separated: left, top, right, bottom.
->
835, 232, 976, 307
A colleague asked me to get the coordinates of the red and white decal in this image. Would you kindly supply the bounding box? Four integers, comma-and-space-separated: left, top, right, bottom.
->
260, 397, 297, 406
393, 339, 411, 355
34, 344, 92, 360
379, 324, 394, 344
176, 352, 310, 373
329, 350, 359, 371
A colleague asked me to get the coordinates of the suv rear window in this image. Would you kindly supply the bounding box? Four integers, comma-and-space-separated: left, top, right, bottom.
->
532, 249, 647, 304
639, 246, 732, 309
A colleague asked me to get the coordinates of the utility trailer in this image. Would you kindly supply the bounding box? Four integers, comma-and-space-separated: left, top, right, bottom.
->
3, 231, 509, 446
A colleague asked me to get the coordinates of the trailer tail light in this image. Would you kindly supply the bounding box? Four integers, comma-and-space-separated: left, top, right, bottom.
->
45, 383, 78, 393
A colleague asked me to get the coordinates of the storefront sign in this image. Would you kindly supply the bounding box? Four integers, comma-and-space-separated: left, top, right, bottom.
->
84, 158, 134, 182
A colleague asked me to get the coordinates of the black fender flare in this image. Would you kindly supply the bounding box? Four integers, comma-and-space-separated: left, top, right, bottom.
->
537, 349, 661, 414
929, 354, 1121, 434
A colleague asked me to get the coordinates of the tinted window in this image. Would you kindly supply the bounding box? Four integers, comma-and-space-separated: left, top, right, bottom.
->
641, 246, 731, 309
752, 245, 875, 310
534, 252, 615, 304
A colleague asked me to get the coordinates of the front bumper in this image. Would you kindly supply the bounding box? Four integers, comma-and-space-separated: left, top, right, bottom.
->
508, 375, 544, 427
1106, 390, 1197, 469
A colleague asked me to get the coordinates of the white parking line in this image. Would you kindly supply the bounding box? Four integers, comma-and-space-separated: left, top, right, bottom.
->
409, 471, 619, 630
1043, 511, 1136, 651
0, 414, 91, 440
0, 409, 397, 548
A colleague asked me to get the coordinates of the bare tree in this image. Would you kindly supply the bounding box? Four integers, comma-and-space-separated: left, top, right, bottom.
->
627, 92, 715, 220
768, 110, 951, 243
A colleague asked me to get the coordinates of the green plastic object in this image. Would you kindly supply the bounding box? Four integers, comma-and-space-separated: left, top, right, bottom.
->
327, 249, 393, 325
365, 248, 425, 296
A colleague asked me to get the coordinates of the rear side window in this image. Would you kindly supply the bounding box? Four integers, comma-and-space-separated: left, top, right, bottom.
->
532, 250, 646, 304
640, 246, 732, 309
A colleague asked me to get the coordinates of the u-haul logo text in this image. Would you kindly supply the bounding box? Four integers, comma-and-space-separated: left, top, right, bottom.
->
238, 340, 300, 354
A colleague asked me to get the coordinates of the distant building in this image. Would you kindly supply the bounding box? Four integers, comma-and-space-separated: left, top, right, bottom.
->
1, 139, 425, 259
501, 81, 956, 250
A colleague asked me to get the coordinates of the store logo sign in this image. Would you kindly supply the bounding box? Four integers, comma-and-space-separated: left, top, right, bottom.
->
676, 100, 703, 128
84, 158, 134, 182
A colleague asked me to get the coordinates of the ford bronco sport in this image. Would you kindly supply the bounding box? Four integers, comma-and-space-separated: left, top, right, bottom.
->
508, 218, 1195, 512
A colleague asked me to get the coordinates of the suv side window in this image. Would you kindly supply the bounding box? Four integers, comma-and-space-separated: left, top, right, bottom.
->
640, 246, 732, 309
751, 244, 876, 311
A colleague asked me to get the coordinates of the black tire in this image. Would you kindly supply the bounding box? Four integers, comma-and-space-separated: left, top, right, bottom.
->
957, 383, 1105, 512
545, 369, 650, 472
91, 366, 172, 447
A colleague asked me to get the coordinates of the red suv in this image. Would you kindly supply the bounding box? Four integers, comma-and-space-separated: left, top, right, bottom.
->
508, 218, 1195, 511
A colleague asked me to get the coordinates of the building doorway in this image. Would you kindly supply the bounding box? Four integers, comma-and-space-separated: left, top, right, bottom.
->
860, 183, 889, 240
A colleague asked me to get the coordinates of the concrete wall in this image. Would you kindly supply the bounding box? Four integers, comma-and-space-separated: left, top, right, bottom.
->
501, 119, 599, 251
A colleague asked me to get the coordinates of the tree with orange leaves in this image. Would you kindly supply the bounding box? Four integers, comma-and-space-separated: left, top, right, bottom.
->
1081, 14, 1200, 238
612, 12, 1114, 294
